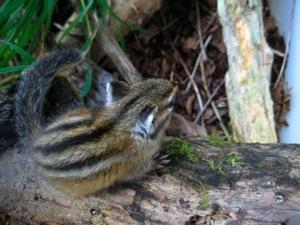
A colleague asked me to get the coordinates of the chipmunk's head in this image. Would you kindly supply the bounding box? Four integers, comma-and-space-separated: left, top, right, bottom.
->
105, 79, 177, 140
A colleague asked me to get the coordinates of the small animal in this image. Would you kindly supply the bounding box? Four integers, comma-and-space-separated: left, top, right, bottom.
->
14, 49, 176, 197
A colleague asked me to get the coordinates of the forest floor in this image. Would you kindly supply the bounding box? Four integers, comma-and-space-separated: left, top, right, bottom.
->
103, 0, 288, 138
0, 0, 288, 139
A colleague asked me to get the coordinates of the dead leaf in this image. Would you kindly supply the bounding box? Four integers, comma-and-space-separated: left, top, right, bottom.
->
183, 34, 198, 51
185, 94, 195, 116
167, 113, 207, 137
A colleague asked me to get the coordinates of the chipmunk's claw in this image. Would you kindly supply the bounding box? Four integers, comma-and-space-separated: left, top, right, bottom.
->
154, 154, 171, 172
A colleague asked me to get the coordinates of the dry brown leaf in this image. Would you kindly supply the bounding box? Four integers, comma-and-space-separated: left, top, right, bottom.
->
204, 108, 213, 121
167, 113, 207, 137
183, 34, 198, 51
185, 94, 195, 116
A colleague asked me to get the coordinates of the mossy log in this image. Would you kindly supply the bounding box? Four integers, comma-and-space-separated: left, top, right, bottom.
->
217, 0, 277, 143
1, 139, 299, 225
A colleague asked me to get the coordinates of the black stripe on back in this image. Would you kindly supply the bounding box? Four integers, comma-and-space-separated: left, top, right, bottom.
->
39, 150, 118, 171
39, 122, 114, 156
38, 95, 141, 156
45, 117, 93, 133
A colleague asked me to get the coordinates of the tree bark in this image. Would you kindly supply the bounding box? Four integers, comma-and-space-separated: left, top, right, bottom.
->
217, 0, 277, 143
1, 139, 299, 225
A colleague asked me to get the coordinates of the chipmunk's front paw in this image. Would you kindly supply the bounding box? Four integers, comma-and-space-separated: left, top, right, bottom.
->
153, 153, 171, 172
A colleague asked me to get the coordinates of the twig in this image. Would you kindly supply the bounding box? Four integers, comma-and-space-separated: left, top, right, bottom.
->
194, 79, 225, 123
172, 47, 204, 121
183, 35, 212, 94
195, 0, 230, 138
169, 70, 174, 82
149, 18, 179, 40
171, 34, 180, 48
0, 75, 17, 86
270, 47, 284, 58
203, 12, 217, 35
274, 35, 289, 88
196, 2, 207, 61
196, 1, 208, 93
193, 12, 217, 50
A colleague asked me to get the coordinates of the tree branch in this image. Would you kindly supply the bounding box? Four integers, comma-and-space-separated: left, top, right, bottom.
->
217, 0, 277, 143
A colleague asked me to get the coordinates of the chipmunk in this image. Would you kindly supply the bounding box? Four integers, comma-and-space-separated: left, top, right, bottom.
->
14, 49, 176, 197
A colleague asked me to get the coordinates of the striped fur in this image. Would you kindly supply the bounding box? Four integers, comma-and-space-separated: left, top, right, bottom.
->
15, 50, 176, 197
14, 49, 81, 139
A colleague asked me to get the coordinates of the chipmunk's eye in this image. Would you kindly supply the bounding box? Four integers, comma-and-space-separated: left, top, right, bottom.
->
151, 118, 156, 125
134, 105, 155, 138
168, 96, 176, 108
140, 106, 155, 123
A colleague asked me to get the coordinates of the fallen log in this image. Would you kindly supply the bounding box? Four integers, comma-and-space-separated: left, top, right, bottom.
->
0, 139, 299, 225
1, 3, 298, 224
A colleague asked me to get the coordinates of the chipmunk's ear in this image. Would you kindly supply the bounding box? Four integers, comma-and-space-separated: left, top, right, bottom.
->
106, 81, 129, 105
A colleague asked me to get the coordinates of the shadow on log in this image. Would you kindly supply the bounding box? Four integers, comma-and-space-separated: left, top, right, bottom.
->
0, 138, 300, 225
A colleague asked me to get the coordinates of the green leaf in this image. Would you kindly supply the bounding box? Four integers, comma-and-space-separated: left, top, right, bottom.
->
81, 35, 94, 53
0, 65, 29, 74
0, 3, 24, 36
116, 24, 127, 51
0, 1, 22, 24
43, 0, 57, 39
80, 63, 93, 97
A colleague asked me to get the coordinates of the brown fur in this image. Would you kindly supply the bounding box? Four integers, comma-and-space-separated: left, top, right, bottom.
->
15, 50, 176, 197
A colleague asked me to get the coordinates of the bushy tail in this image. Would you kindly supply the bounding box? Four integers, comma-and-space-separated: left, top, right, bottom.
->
14, 49, 81, 138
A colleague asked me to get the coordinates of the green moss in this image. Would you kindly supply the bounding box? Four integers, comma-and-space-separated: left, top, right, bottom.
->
207, 135, 236, 148
207, 135, 225, 148
253, 163, 265, 170
224, 152, 240, 166
204, 158, 226, 176
204, 151, 242, 176
163, 138, 199, 163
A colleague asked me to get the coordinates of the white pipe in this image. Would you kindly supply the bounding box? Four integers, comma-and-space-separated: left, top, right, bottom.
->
268, 0, 299, 143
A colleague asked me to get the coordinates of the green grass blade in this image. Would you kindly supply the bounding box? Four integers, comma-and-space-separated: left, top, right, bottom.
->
80, 63, 93, 97
57, 0, 94, 44
43, 0, 57, 39
0, 0, 37, 65
0, 65, 29, 74
81, 35, 94, 53
0, 0, 10, 13
0, 3, 24, 36
0, 0, 57, 74
0, 40, 35, 63
116, 24, 127, 51
0, 1, 22, 24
